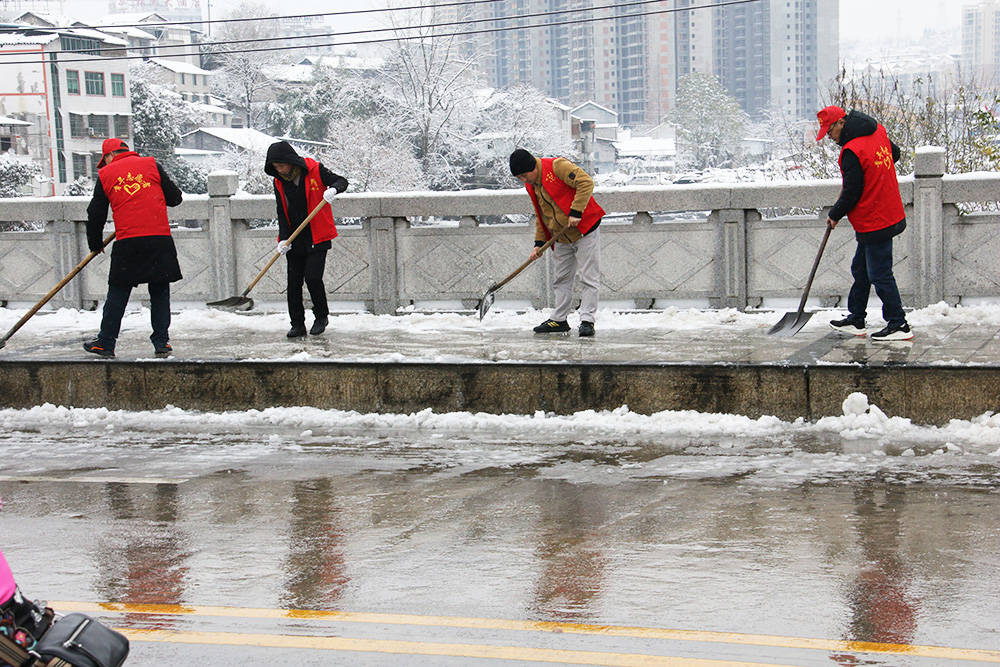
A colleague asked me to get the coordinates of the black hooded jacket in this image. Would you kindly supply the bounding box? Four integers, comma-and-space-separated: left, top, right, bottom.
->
829, 110, 905, 242
264, 141, 348, 252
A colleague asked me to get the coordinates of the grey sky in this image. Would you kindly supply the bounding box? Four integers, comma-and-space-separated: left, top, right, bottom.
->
29, 0, 967, 49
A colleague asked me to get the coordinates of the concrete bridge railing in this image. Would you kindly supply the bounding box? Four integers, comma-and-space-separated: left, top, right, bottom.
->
1, 146, 998, 315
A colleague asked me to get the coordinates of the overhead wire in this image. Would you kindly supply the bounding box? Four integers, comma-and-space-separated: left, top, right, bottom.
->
3, 0, 693, 58
0, 0, 761, 66
28, 0, 509, 32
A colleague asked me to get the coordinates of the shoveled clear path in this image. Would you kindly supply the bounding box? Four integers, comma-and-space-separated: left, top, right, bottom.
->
3, 308, 1000, 367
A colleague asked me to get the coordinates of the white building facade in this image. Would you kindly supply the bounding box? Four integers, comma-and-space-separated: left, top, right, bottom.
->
0, 27, 132, 194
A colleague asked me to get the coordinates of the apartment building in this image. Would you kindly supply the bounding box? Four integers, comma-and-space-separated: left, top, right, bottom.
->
0, 25, 132, 194
962, 0, 1000, 85
450, 0, 836, 126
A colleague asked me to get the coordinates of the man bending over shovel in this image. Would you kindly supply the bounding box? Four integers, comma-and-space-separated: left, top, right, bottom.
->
817, 106, 912, 342
84, 138, 183, 358
509, 148, 605, 337
265, 141, 348, 338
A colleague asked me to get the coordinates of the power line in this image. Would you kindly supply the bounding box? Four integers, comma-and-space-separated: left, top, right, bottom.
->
12, 0, 507, 32
0, 0, 761, 66
4, 0, 682, 58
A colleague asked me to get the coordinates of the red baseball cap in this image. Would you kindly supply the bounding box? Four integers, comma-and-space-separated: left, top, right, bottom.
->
98, 137, 128, 167
816, 106, 846, 141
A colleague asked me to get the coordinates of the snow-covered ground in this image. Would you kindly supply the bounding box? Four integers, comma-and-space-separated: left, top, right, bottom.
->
4, 298, 1000, 343
1, 301, 999, 488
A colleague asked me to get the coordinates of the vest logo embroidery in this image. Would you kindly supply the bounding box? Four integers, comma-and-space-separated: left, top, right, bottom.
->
544, 172, 558, 185
874, 146, 893, 170
112, 172, 152, 197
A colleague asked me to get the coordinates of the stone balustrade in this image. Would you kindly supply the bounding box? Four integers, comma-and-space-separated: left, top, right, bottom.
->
1, 146, 998, 314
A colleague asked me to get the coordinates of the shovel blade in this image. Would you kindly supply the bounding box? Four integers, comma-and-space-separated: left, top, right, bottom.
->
477, 287, 497, 320
206, 296, 254, 311
768, 311, 813, 336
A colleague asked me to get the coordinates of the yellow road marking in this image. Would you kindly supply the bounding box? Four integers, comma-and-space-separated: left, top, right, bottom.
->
53, 601, 1000, 664
122, 628, 789, 666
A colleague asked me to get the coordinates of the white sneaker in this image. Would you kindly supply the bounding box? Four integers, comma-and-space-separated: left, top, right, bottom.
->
870, 322, 913, 341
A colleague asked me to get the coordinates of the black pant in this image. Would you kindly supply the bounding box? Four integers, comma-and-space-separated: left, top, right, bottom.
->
286, 248, 328, 326
98, 281, 171, 350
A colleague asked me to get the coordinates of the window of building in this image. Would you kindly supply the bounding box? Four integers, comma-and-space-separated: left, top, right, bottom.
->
88, 115, 109, 138
111, 73, 125, 97
114, 115, 130, 138
84, 72, 105, 95
69, 113, 86, 138
180, 72, 186, 85
72, 153, 89, 179
66, 70, 80, 94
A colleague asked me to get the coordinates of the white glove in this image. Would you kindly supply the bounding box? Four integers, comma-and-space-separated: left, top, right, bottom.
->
322, 189, 338, 204
276, 240, 290, 255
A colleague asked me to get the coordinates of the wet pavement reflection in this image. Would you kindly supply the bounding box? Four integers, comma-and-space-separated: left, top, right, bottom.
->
1, 428, 998, 665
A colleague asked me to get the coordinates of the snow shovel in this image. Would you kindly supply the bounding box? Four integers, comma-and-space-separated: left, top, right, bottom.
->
0, 231, 116, 350
768, 221, 833, 336
477, 235, 557, 320
207, 199, 330, 311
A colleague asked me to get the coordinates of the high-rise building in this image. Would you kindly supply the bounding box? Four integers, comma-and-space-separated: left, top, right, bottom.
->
451, 0, 837, 127
675, 0, 838, 119
962, 0, 1000, 85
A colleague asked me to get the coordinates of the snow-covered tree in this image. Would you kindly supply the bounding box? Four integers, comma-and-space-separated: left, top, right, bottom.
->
380, 21, 483, 190
264, 65, 342, 143
208, 2, 279, 131
0, 155, 40, 197
470, 85, 577, 188
670, 72, 749, 170
63, 175, 93, 196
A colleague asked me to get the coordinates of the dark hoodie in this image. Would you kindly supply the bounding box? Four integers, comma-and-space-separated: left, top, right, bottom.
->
264, 141, 348, 252
829, 110, 905, 243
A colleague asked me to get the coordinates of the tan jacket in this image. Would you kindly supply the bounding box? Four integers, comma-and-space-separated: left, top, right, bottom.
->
530, 157, 596, 244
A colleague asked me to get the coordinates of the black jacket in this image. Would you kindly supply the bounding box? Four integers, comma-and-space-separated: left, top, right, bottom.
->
264, 141, 348, 253
830, 110, 906, 244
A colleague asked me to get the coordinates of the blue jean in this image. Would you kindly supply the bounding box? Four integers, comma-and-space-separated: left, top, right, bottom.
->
847, 238, 906, 327
98, 281, 171, 350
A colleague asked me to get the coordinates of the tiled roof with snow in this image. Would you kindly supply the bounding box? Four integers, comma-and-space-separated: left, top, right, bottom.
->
150, 57, 212, 76
188, 127, 278, 153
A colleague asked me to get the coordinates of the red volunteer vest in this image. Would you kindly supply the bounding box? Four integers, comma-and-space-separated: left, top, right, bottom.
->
98, 152, 170, 240
840, 124, 905, 233
274, 158, 337, 244
526, 158, 605, 240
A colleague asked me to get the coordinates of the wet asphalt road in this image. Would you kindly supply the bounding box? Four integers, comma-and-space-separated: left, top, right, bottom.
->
1, 425, 999, 665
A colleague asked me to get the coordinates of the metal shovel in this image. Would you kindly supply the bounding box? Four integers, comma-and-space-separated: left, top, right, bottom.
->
768, 221, 833, 336
477, 235, 557, 320
207, 199, 330, 311
0, 231, 115, 350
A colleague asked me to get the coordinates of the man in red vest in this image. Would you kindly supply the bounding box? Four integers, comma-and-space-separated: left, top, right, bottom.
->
509, 148, 604, 337
265, 141, 348, 338
817, 106, 913, 341
84, 138, 183, 357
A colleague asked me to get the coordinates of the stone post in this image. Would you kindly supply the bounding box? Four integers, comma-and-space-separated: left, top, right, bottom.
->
50, 212, 81, 307
366, 216, 400, 314
912, 146, 946, 307
714, 209, 748, 310
207, 170, 239, 301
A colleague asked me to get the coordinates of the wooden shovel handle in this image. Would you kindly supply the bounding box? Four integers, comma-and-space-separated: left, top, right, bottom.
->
242, 198, 330, 297
1, 231, 115, 346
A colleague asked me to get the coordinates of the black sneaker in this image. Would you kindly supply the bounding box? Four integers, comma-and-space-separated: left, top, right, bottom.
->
154, 343, 173, 358
83, 339, 115, 357
533, 319, 570, 333
829, 316, 866, 336
309, 316, 328, 335
579, 321, 595, 337
870, 322, 913, 342
287, 324, 307, 338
